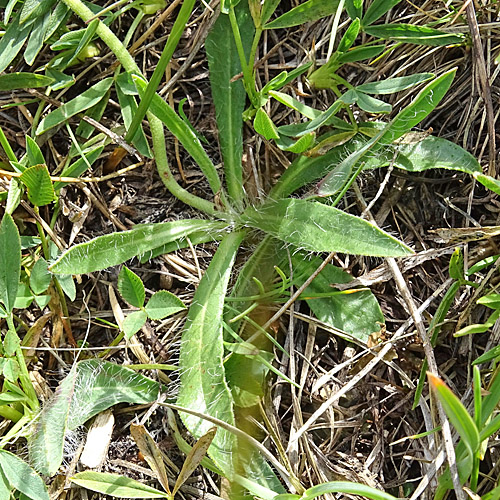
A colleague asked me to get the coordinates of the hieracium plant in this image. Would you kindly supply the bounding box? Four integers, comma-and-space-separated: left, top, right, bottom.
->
0, 0, 495, 498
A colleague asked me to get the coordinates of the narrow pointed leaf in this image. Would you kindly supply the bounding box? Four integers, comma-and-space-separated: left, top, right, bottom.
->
302, 481, 399, 500
241, 198, 413, 257
356, 73, 433, 94
171, 427, 216, 496
364, 23, 465, 46
361, 0, 401, 26
428, 372, 480, 455
0, 214, 21, 313
206, 2, 253, 204
71, 472, 166, 498
36, 78, 114, 135
49, 220, 227, 274
0, 12, 32, 74
0, 72, 54, 91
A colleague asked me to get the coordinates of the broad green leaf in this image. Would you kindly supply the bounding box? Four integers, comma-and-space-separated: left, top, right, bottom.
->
206, 1, 253, 205
145, 290, 186, 320
428, 372, 480, 456
133, 77, 222, 196
30, 360, 159, 475
254, 109, 279, 140
0, 12, 33, 74
43, 1, 70, 42
56, 274, 76, 301
36, 78, 114, 135
4, 329, 19, 357
118, 266, 145, 308
30, 258, 52, 294
0, 72, 53, 91
49, 220, 227, 274
356, 73, 433, 94
264, 0, 341, 29
301, 481, 399, 500
2, 358, 20, 382
19, 164, 55, 206
292, 254, 384, 342
0, 214, 21, 313
0, 450, 49, 500
71, 472, 166, 498
14, 282, 34, 309
46, 68, 74, 91
362, 135, 481, 174
177, 232, 244, 474
337, 18, 360, 52
241, 198, 413, 257
123, 310, 148, 340
361, 0, 400, 26
25, 136, 45, 166
364, 23, 465, 46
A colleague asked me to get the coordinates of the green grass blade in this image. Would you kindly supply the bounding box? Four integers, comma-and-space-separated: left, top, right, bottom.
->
177, 231, 244, 475
206, 2, 254, 206
241, 198, 413, 257
49, 220, 225, 274
36, 78, 114, 135
361, 0, 400, 26
428, 372, 480, 455
302, 481, 399, 500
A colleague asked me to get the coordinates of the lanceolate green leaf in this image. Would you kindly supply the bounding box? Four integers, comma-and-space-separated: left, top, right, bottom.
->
428, 373, 480, 456
206, 1, 254, 206
356, 73, 433, 94
71, 471, 166, 498
302, 481, 399, 500
36, 78, 114, 135
177, 231, 244, 474
49, 220, 228, 274
241, 198, 413, 257
264, 0, 341, 29
0, 214, 21, 313
133, 77, 222, 197
0, 72, 54, 91
364, 23, 465, 46
0, 11, 33, 74
361, 0, 400, 26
